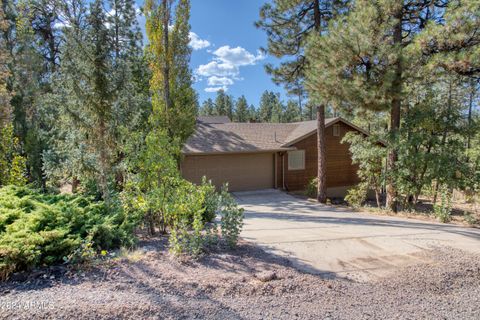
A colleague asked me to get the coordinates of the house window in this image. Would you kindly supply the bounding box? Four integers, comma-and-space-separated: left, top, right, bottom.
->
288, 150, 305, 170
333, 124, 340, 137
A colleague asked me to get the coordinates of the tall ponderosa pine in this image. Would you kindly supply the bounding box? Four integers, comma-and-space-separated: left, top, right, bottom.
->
213, 89, 230, 117
199, 98, 214, 116
145, 0, 197, 144
234, 95, 249, 122
256, 0, 349, 115
258, 90, 283, 123
284, 100, 301, 123
257, 0, 348, 203
306, 0, 479, 210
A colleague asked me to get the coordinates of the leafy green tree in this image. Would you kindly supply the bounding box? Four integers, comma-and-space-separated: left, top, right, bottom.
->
123, 128, 180, 235
145, 0, 197, 144
0, 124, 26, 186
234, 95, 249, 122
0, 0, 11, 127
342, 132, 386, 208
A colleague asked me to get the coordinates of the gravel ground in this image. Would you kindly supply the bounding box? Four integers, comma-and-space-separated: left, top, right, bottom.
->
1, 239, 479, 320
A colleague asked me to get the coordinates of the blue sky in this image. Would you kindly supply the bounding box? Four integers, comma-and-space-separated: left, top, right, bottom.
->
136, 0, 287, 107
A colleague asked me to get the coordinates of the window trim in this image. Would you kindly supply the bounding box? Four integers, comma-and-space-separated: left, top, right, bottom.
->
288, 150, 305, 171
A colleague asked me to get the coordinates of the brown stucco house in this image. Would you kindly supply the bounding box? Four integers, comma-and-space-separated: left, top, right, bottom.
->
180, 115, 370, 197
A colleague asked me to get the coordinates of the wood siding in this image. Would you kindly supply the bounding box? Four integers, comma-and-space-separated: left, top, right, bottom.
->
280, 122, 360, 191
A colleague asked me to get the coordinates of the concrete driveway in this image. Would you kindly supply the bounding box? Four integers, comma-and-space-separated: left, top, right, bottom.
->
236, 189, 480, 281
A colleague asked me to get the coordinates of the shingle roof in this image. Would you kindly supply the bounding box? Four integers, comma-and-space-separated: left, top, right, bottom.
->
197, 116, 231, 124
182, 118, 340, 154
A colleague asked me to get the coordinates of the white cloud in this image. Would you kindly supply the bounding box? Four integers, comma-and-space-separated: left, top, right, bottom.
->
205, 86, 228, 93
196, 61, 239, 78
207, 76, 234, 86
213, 46, 265, 66
196, 45, 265, 92
189, 32, 210, 50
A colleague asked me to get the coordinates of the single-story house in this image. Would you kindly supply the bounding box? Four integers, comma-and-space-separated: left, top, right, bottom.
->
180, 115, 369, 197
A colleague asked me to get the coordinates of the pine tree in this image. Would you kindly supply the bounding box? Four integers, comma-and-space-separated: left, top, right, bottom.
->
256, 0, 349, 101
283, 100, 301, 123
270, 92, 283, 123
199, 98, 214, 116
234, 95, 249, 122
224, 94, 234, 120
256, 0, 348, 203
248, 104, 258, 122
3, 0, 55, 188
214, 89, 227, 116
50, 0, 116, 200
258, 90, 273, 122
306, 0, 478, 210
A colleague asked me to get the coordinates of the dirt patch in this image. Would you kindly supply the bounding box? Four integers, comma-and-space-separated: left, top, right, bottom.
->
1, 239, 479, 319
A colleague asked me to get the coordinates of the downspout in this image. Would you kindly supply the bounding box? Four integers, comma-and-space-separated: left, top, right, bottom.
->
282, 153, 286, 190
274, 152, 278, 189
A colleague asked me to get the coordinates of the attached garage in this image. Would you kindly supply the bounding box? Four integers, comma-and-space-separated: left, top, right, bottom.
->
181, 152, 275, 191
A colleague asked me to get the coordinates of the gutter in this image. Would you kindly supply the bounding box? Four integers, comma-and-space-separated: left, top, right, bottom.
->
181, 147, 296, 156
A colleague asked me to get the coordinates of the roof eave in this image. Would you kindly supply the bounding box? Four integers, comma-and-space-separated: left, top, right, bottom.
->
182, 147, 296, 156
281, 117, 382, 147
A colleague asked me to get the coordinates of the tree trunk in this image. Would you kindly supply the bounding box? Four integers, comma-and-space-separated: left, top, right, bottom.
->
72, 176, 80, 193
385, 5, 403, 212
467, 79, 476, 151
313, 0, 326, 203
313, 0, 321, 33
375, 189, 381, 208
147, 210, 156, 236
298, 90, 302, 121
434, 80, 453, 204
317, 104, 327, 203
162, 0, 172, 132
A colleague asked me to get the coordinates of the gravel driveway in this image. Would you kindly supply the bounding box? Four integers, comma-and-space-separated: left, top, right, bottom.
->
1, 191, 480, 319
237, 189, 480, 281
1, 242, 479, 320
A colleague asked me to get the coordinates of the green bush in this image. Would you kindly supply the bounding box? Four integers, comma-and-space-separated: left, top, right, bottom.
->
168, 182, 244, 256
463, 211, 478, 226
218, 186, 244, 248
199, 177, 219, 223
167, 179, 207, 256
433, 185, 452, 223
345, 183, 368, 208
0, 185, 138, 280
306, 177, 318, 198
